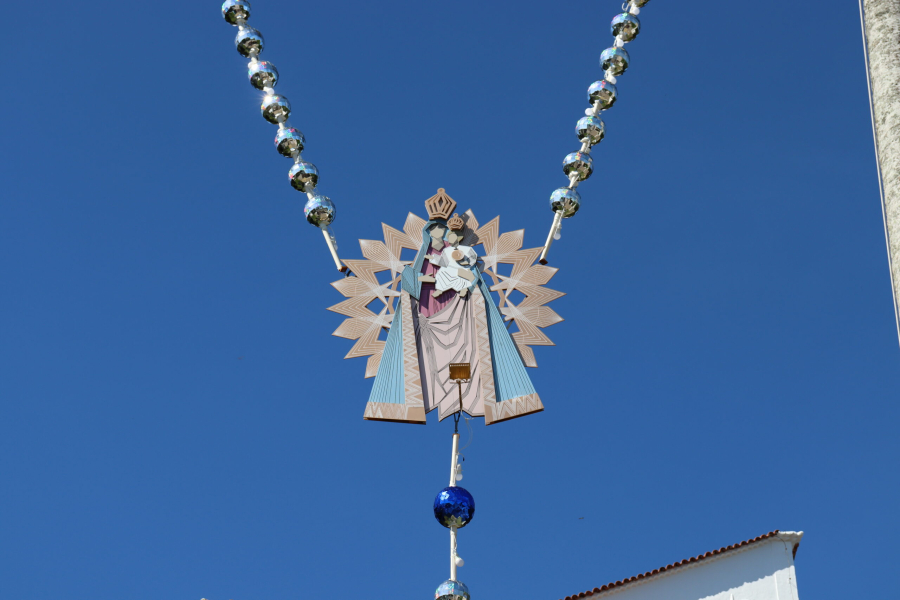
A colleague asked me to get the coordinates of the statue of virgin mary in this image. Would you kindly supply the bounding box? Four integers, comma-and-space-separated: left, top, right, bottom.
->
363, 195, 545, 425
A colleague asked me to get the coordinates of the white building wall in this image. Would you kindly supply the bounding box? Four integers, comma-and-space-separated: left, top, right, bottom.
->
594, 533, 802, 600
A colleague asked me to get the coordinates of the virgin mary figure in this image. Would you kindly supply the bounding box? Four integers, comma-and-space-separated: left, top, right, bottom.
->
363, 203, 544, 425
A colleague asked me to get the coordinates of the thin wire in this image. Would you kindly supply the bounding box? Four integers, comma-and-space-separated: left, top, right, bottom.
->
857, 0, 900, 344
459, 415, 474, 451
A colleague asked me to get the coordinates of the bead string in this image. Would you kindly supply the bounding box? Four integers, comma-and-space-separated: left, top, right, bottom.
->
221, 0, 346, 271
539, 0, 650, 264
222, 0, 651, 272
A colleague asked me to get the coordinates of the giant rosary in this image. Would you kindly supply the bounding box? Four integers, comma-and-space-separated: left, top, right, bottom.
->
218, 1, 652, 598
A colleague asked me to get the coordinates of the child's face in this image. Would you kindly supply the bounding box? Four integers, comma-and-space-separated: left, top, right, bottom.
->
446, 230, 461, 246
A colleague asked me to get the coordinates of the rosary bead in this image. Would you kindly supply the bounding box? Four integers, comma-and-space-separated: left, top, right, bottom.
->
235, 26, 264, 58
600, 47, 630, 76
576, 116, 605, 146
248, 60, 278, 90
550, 187, 581, 218
611, 13, 641, 42
588, 80, 618, 109
261, 94, 291, 124
275, 127, 305, 158
436, 580, 470, 600
290, 161, 319, 192
563, 152, 593, 181
222, 0, 251, 25
434, 486, 475, 529
304, 195, 336, 227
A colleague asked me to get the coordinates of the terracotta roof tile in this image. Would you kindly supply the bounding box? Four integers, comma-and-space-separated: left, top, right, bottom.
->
558, 531, 785, 600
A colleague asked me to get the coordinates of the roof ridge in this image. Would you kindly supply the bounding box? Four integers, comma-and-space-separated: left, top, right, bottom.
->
558, 530, 792, 600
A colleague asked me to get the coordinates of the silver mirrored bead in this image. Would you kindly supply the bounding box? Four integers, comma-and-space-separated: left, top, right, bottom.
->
611, 13, 641, 42
576, 116, 605, 146
600, 47, 630, 76
550, 187, 581, 218
436, 580, 470, 600
248, 60, 278, 90
261, 94, 291, 124
290, 161, 319, 192
275, 127, 305, 158
235, 26, 264, 58
563, 152, 593, 181
222, 0, 251, 25
588, 80, 618, 109
304, 195, 335, 227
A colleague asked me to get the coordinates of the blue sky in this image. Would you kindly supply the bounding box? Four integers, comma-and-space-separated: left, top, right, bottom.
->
2, 1, 898, 599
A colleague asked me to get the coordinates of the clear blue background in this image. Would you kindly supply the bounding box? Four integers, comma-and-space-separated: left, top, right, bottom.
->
1, 1, 897, 599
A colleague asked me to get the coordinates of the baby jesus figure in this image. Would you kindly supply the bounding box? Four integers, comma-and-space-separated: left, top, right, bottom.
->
428, 244, 478, 297
418, 214, 479, 298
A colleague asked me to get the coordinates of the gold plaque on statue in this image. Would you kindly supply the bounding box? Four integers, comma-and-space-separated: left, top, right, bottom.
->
449, 363, 472, 381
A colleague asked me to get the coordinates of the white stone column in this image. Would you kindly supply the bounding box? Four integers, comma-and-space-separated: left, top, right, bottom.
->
861, 0, 900, 344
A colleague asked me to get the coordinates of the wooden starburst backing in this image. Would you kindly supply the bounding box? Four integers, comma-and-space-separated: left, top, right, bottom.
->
327, 210, 564, 378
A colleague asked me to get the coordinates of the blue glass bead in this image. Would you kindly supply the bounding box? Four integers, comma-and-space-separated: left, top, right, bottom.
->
550, 188, 581, 218
588, 80, 618, 109
436, 580, 470, 600
611, 13, 641, 42
276, 127, 305, 157
304, 195, 335, 227
248, 60, 278, 90
433, 486, 475, 529
600, 47, 630, 76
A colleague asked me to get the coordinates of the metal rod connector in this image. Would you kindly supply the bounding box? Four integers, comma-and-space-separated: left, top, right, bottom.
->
448, 432, 461, 581
321, 227, 347, 272
539, 210, 564, 265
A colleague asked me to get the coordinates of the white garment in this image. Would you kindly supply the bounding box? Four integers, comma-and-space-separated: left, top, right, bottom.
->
431, 245, 478, 293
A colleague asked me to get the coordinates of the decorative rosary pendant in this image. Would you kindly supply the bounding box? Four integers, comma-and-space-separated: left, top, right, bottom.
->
218, 2, 656, 599
328, 189, 564, 424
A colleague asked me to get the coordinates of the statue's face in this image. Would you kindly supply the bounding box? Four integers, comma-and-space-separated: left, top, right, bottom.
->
446, 230, 461, 246
430, 224, 446, 241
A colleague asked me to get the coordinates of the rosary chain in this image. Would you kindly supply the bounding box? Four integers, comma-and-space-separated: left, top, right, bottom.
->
540, 0, 650, 263
221, 0, 345, 270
